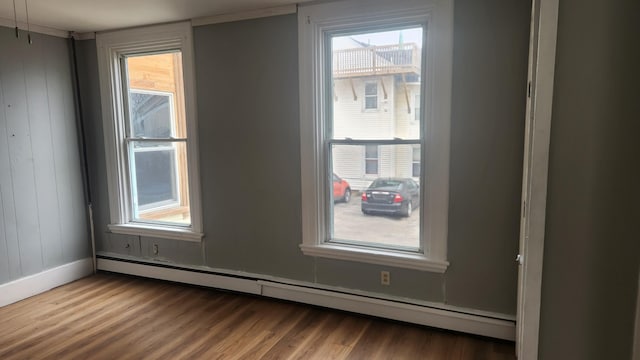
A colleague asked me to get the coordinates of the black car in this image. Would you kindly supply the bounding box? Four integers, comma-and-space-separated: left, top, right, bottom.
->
361, 178, 420, 217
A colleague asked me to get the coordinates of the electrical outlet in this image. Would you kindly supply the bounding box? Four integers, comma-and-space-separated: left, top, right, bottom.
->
153, 244, 159, 255
380, 271, 390, 285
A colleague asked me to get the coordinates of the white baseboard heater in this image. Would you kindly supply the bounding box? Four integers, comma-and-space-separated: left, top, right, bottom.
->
97, 256, 515, 341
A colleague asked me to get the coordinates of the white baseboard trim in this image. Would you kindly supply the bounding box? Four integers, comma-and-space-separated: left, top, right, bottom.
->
97, 258, 261, 295
0, 258, 94, 307
259, 281, 515, 340
97, 258, 515, 341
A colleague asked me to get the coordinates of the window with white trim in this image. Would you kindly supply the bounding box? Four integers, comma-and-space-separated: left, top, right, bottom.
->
299, 0, 453, 271
96, 22, 203, 241
364, 82, 378, 110
364, 145, 379, 175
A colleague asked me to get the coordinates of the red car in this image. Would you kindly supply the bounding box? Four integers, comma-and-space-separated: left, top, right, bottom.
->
332, 173, 351, 202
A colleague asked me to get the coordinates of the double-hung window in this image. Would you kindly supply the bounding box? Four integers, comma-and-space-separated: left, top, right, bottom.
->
299, 0, 453, 271
364, 82, 378, 110
412, 145, 421, 178
364, 145, 379, 175
97, 22, 203, 241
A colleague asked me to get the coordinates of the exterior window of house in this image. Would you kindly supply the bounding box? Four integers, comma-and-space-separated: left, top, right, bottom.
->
412, 145, 421, 178
299, 0, 453, 271
96, 22, 203, 241
364, 82, 378, 110
364, 145, 379, 174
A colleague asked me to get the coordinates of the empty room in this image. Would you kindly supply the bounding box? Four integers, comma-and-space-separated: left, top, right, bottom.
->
0, 0, 637, 359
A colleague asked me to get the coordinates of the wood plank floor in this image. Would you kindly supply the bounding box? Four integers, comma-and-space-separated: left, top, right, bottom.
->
0, 273, 516, 359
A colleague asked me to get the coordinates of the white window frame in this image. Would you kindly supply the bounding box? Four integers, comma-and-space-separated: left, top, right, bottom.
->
298, 0, 453, 272
96, 22, 203, 242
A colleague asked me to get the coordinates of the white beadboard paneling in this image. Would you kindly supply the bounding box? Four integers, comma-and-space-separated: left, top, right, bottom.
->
0, 27, 90, 285
0, 86, 12, 284
2, 33, 44, 276
24, 34, 65, 269
44, 36, 89, 262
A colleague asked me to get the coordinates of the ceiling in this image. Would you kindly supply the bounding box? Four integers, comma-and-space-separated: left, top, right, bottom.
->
0, 0, 307, 34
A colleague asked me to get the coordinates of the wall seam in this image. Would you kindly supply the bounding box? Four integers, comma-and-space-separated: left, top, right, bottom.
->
42, 40, 65, 262
5, 61, 24, 276
22, 46, 46, 270
0, 79, 12, 274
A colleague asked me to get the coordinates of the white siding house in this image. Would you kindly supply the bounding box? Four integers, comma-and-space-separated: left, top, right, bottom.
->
331, 38, 422, 190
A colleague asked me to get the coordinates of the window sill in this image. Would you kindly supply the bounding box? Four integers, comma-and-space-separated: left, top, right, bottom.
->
300, 243, 449, 273
108, 223, 203, 242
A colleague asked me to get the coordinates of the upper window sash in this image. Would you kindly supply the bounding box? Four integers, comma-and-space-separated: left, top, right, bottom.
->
124, 88, 178, 139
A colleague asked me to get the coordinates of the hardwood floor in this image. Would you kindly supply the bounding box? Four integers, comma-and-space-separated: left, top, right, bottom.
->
0, 273, 515, 359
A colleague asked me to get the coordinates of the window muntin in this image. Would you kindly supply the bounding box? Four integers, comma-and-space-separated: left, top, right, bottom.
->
97, 22, 202, 241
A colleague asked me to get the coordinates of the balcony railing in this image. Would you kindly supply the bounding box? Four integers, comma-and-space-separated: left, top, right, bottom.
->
333, 43, 421, 78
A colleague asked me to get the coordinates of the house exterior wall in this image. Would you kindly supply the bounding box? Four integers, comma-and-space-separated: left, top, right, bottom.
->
393, 81, 421, 180
332, 75, 420, 190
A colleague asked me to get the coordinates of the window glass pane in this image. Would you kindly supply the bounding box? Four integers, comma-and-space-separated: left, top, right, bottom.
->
331, 144, 419, 250
129, 91, 173, 138
364, 144, 378, 174
331, 28, 423, 140
130, 141, 190, 225
364, 82, 378, 109
364, 144, 378, 158
365, 82, 377, 95
126, 52, 187, 139
134, 144, 176, 206
365, 95, 378, 109
125, 51, 191, 227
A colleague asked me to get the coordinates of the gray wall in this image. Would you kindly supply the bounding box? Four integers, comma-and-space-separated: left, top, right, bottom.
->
81, 0, 531, 316
538, 0, 640, 358
0, 26, 90, 285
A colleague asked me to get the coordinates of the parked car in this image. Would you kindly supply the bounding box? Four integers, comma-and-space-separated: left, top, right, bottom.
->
333, 173, 351, 202
361, 178, 419, 217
